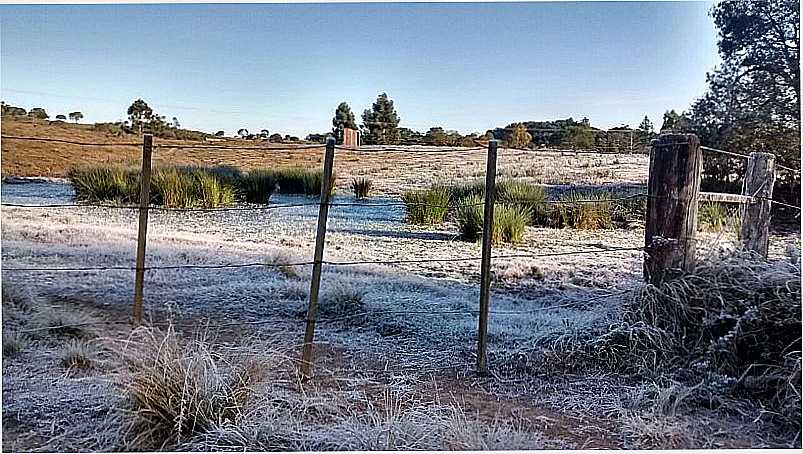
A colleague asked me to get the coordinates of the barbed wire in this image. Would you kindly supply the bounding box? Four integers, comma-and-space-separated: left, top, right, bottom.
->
336, 145, 485, 153
155, 143, 324, 151
1, 246, 645, 273
16, 292, 630, 334
1, 135, 143, 147
701, 145, 800, 174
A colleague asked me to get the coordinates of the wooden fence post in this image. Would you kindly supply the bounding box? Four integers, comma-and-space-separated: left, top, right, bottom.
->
643, 134, 702, 284
477, 139, 498, 375
300, 137, 336, 378
132, 134, 153, 325
740, 152, 776, 258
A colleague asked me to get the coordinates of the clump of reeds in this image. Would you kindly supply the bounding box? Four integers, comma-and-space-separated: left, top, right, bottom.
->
68, 166, 137, 203
239, 170, 277, 203
553, 190, 613, 229
455, 195, 530, 244
698, 202, 740, 233
351, 177, 373, 199
402, 185, 450, 225
68, 165, 237, 208
496, 180, 547, 226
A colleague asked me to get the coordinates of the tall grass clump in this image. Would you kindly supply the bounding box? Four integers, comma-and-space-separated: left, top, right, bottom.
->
68, 167, 137, 203
113, 327, 269, 450
239, 170, 277, 203
455, 195, 529, 244
69, 166, 236, 208
150, 167, 235, 208
402, 185, 450, 225
352, 177, 373, 199
554, 190, 613, 230
698, 202, 740, 233
455, 195, 484, 241
493, 204, 530, 244
496, 180, 547, 226
270, 167, 335, 196
447, 179, 486, 201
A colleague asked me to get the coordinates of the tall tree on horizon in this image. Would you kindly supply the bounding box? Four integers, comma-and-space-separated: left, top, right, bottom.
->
687, 0, 800, 192
127, 99, 153, 134
361, 93, 401, 145
332, 102, 357, 144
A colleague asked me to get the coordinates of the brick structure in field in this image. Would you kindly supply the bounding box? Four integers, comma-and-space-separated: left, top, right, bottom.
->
343, 128, 360, 148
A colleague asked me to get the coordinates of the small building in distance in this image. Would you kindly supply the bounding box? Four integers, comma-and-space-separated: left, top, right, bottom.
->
343, 128, 360, 148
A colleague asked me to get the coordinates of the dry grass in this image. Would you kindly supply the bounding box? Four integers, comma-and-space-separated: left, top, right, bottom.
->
111, 326, 271, 450
3, 330, 27, 357
59, 339, 98, 371
537, 248, 802, 433
2, 117, 648, 194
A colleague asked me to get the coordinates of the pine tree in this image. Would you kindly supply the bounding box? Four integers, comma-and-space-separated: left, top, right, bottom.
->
361, 93, 401, 145
332, 102, 357, 144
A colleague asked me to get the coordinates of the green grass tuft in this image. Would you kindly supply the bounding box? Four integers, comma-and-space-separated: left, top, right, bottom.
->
239, 170, 277, 203
402, 185, 450, 225
351, 177, 373, 199
554, 191, 613, 230
455, 195, 530, 244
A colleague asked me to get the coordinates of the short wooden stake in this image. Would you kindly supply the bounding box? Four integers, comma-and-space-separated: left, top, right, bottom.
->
132, 134, 153, 325
300, 137, 336, 378
740, 152, 776, 258
643, 134, 702, 284
477, 139, 498, 375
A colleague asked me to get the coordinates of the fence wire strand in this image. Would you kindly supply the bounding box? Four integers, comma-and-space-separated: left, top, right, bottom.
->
1, 246, 644, 273
1, 135, 143, 147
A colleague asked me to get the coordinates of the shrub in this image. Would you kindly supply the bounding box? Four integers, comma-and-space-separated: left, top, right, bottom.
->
540, 250, 802, 430
402, 185, 450, 225
351, 178, 373, 199
239, 170, 277, 203
114, 327, 268, 450
554, 191, 613, 230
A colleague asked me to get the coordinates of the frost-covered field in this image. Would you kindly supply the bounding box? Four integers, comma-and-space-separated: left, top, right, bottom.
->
2, 180, 800, 450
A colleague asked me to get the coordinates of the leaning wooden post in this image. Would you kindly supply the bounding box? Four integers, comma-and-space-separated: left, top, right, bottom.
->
132, 134, 153, 325
740, 152, 776, 258
300, 137, 336, 378
476, 139, 498, 375
643, 134, 702, 284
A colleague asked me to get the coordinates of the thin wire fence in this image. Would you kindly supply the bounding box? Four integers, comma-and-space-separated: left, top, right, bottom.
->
1, 133, 799, 356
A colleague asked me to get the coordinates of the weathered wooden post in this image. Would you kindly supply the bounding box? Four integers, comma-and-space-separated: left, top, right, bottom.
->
477, 139, 498, 375
740, 152, 776, 258
643, 134, 702, 284
301, 137, 336, 377
133, 134, 153, 325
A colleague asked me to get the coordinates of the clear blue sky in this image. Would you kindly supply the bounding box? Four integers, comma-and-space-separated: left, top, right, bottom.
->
1, 1, 719, 137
